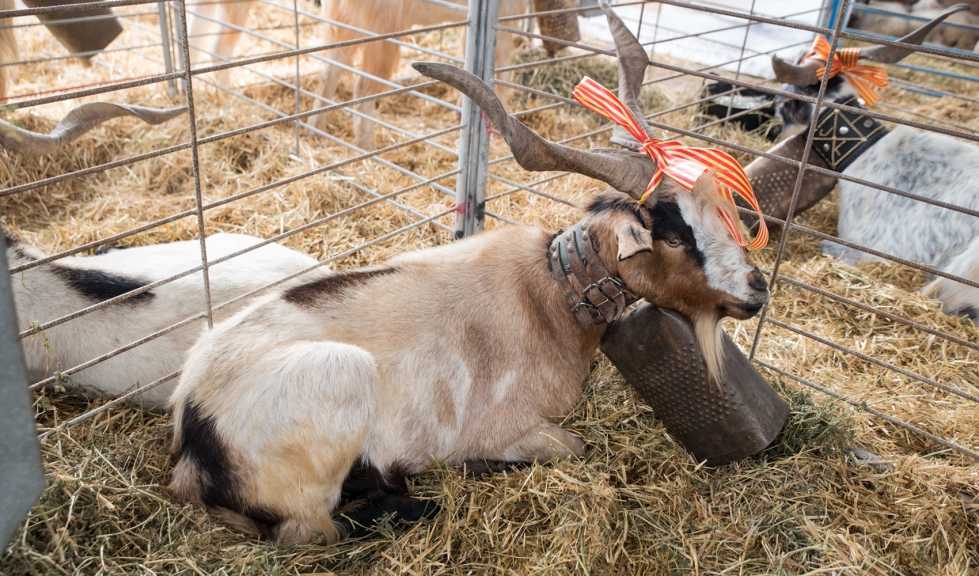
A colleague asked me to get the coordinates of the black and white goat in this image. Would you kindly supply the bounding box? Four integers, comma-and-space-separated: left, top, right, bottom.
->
167, 3, 771, 545
7, 231, 316, 409
746, 4, 979, 320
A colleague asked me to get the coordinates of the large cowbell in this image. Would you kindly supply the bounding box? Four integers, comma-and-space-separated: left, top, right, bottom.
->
601, 304, 789, 466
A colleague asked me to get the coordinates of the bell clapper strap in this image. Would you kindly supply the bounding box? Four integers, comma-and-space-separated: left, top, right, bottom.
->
549, 221, 637, 328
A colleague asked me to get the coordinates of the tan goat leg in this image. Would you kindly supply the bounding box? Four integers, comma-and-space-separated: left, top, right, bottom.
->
351, 39, 400, 150
310, 13, 361, 132
500, 420, 586, 463
211, 0, 255, 85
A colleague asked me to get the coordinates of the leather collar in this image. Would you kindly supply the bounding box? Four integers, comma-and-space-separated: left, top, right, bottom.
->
549, 221, 638, 328
806, 96, 889, 173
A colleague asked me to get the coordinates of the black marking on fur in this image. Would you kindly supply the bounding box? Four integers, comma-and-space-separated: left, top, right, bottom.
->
283, 266, 399, 306
775, 74, 848, 133
95, 246, 127, 255
341, 460, 411, 500
957, 306, 977, 322
338, 494, 440, 539
3, 229, 20, 249
587, 193, 648, 226
176, 401, 282, 539
51, 265, 155, 304
649, 200, 706, 268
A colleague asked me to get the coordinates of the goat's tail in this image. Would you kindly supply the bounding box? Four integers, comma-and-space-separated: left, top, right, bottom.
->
0, 0, 16, 100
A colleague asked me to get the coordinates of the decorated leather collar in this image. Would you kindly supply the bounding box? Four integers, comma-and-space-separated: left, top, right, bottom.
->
807, 96, 889, 173
549, 221, 638, 328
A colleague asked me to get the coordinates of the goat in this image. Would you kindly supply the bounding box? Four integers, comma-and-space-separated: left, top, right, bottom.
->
745, 4, 979, 320
168, 2, 771, 545
0, 0, 16, 100
186, 0, 255, 86
309, 0, 530, 151
7, 231, 317, 409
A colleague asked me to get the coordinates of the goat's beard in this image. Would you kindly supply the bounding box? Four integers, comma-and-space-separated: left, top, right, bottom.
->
693, 315, 726, 387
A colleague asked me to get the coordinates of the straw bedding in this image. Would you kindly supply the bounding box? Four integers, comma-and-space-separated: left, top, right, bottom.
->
1, 5, 977, 574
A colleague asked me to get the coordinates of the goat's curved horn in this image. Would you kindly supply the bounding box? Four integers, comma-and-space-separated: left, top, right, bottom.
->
742, 133, 838, 222
599, 0, 655, 151
771, 55, 823, 87
0, 103, 187, 158
413, 61, 658, 201
858, 3, 971, 63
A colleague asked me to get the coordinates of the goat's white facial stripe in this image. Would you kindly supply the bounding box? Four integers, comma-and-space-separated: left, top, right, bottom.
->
675, 191, 756, 302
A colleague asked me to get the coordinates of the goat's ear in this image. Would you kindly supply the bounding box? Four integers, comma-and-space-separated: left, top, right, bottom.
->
614, 219, 654, 261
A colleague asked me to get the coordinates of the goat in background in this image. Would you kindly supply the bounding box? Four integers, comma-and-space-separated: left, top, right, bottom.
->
750, 4, 979, 320
310, 0, 530, 151
7, 231, 316, 409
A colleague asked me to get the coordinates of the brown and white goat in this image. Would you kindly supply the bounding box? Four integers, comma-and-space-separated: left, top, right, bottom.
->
168, 3, 770, 544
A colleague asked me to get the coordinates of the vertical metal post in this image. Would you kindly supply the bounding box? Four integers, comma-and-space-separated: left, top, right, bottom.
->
158, 2, 178, 96
0, 233, 45, 548
454, 0, 499, 239
293, 0, 301, 156
749, 0, 851, 361
175, 0, 215, 329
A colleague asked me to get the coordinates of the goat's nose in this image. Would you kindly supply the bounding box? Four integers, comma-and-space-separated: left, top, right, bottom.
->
748, 269, 768, 292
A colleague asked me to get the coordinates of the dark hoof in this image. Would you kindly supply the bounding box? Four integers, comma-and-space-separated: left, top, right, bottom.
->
460, 459, 528, 478
341, 494, 440, 539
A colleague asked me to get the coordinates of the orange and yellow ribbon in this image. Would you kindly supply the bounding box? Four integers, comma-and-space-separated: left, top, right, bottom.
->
803, 36, 889, 106
571, 76, 768, 250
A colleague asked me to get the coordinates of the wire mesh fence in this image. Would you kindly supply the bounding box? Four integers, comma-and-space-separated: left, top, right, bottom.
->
1, 0, 978, 567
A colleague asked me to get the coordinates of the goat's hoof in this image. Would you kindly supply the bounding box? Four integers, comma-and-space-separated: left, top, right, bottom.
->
460, 459, 527, 478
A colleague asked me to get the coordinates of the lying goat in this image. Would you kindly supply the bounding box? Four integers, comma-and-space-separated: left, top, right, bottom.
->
169, 2, 770, 545
746, 4, 979, 319
8, 231, 316, 409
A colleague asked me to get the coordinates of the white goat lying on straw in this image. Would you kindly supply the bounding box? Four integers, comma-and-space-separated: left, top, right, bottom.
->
7, 231, 316, 409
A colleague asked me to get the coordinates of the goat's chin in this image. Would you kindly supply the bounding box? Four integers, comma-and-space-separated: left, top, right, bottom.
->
722, 300, 765, 320
693, 315, 725, 385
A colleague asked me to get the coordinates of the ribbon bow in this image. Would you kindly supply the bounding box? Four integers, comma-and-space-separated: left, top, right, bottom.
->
803, 36, 889, 106
572, 77, 768, 250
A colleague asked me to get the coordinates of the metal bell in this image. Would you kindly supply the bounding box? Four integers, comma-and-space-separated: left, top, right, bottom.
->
601, 304, 789, 465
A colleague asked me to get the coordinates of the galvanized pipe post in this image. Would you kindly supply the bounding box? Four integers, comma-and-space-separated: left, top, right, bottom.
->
0, 232, 45, 548
157, 1, 177, 96
454, 0, 499, 239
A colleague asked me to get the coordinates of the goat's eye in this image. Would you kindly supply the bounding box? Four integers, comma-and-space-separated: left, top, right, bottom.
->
665, 237, 682, 248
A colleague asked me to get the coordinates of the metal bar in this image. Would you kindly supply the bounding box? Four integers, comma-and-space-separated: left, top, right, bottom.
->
15, 125, 463, 337
25, 167, 461, 391
770, 273, 979, 355
0, 233, 45, 548
37, 370, 182, 442
0, 43, 162, 68
158, 1, 178, 96
755, 362, 979, 461
765, 317, 979, 404
749, 0, 850, 360
454, 0, 499, 239
255, 0, 465, 65
0, 9, 156, 29
0, 0, 162, 19
175, 0, 215, 329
